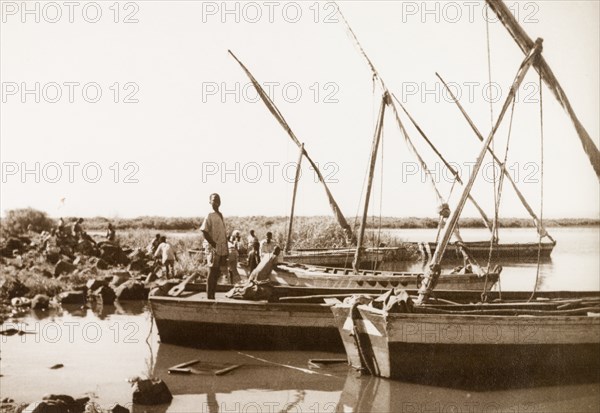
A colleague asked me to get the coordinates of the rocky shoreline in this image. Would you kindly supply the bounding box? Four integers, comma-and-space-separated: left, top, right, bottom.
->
0, 230, 205, 324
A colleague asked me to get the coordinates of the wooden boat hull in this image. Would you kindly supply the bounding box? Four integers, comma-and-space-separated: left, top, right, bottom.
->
425, 240, 556, 261
284, 241, 555, 267
271, 265, 500, 291
149, 294, 343, 351
332, 304, 600, 386
285, 246, 416, 268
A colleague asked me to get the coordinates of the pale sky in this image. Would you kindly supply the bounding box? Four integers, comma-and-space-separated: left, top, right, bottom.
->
1, 0, 599, 220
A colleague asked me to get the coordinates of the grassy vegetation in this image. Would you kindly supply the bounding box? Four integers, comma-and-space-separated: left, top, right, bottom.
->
43, 215, 599, 233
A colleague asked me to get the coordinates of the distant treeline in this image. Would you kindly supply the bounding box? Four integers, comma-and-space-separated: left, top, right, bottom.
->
69, 216, 599, 231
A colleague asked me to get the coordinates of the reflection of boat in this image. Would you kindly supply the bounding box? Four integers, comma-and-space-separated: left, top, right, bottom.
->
336, 369, 600, 411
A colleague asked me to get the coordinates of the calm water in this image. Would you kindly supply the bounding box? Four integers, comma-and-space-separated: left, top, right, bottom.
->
377, 226, 600, 291
1, 227, 599, 411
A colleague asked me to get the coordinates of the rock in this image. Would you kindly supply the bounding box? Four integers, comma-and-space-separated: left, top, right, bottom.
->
87, 256, 108, 270
115, 280, 147, 301
0, 246, 14, 258
109, 404, 129, 413
110, 270, 131, 288
31, 294, 50, 310
23, 401, 69, 413
6, 238, 24, 251
1, 397, 15, 403
42, 395, 73, 404
73, 256, 85, 266
95, 259, 109, 270
54, 260, 76, 277
21, 395, 90, 413
128, 248, 146, 261
45, 252, 60, 264
127, 259, 148, 273
86, 278, 106, 291
99, 244, 129, 265
131, 378, 173, 405
58, 291, 85, 305
41, 269, 54, 278
92, 286, 116, 304
11, 297, 31, 307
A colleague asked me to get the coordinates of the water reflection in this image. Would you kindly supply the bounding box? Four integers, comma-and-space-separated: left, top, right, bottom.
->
337, 371, 600, 413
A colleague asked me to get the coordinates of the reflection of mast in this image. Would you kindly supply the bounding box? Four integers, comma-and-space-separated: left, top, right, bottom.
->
485, 0, 600, 179
417, 39, 544, 304
228, 50, 354, 243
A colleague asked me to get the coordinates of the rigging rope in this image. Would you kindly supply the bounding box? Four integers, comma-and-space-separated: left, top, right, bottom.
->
530, 70, 545, 302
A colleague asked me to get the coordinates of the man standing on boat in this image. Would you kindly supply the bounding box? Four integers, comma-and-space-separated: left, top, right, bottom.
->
201, 193, 228, 299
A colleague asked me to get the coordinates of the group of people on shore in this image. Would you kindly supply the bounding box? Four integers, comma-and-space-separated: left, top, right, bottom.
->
46, 197, 279, 296
147, 234, 179, 278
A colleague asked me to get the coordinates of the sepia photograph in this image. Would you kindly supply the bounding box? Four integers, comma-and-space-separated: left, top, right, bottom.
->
1, 1, 599, 412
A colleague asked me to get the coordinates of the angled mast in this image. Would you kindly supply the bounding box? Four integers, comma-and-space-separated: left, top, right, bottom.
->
417, 39, 545, 304
353, 93, 389, 272
337, 5, 493, 236
436, 72, 555, 243
485, 0, 600, 180
285, 143, 304, 253
229, 50, 354, 243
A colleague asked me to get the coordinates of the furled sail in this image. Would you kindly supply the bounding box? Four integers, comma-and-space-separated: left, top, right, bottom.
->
485, 0, 600, 180
228, 50, 354, 243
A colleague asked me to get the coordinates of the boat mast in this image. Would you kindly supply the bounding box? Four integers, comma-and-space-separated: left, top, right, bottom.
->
228, 50, 354, 243
485, 0, 600, 180
285, 143, 304, 253
352, 93, 389, 272
436, 73, 555, 243
416, 39, 544, 304
337, 6, 494, 234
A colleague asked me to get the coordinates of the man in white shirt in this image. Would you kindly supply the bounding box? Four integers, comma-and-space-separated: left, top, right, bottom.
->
259, 232, 278, 258
200, 193, 228, 299
154, 236, 178, 278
